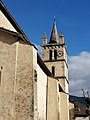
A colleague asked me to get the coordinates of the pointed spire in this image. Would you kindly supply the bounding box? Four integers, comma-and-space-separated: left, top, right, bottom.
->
42, 32, 47, 46
59, 32, 65, 44
49, 17, 59, 44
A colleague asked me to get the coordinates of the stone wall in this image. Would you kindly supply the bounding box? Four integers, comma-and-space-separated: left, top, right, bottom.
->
14, 41, 35, 120
59, 92, 69, 120
0, 31, 17, 120
0, 30, 37, 120
47, 77, 59, 120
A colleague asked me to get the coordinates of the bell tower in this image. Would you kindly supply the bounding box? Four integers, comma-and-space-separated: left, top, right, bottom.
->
42, 20, 69, 120
42, 21, 68, 92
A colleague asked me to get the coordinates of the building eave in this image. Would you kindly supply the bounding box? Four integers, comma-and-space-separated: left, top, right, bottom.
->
0, 27, 37, 50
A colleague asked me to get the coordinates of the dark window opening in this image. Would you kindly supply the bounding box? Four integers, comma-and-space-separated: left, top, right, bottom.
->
54, 50, 57, 60
59, 85, 63, 92
34, 70, 37, 82
49, 50, 52, 60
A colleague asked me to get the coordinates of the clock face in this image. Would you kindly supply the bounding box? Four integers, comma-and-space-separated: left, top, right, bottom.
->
57, 50, 63, 57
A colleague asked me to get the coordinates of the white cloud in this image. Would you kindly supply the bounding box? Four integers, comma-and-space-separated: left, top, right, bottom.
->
68, 51, 90, 97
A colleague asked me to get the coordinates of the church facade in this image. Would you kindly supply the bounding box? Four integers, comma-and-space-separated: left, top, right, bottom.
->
0, 1, 69, 120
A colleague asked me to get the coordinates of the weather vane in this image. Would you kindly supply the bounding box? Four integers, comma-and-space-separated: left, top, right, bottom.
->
54, 16, 56, 23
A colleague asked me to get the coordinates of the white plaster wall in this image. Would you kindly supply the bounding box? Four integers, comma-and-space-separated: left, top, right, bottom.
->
37, 64, 47, 120
32, 46, 38, 120
0, 11, 17, 32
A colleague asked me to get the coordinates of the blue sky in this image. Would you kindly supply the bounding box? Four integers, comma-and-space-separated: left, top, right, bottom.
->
2, 0, 90, 96
3, 0, 90, 55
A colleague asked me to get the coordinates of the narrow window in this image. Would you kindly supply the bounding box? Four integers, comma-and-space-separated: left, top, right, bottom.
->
59, 84, 62, 92
49, 50, 52, 60
49, 50, 57, 60
52, 66, 55, 76
34, 70, 37, 82
54, 50, 57, 59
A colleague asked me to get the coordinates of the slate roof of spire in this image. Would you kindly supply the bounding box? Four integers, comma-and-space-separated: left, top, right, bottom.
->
49, 21, 59, 44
